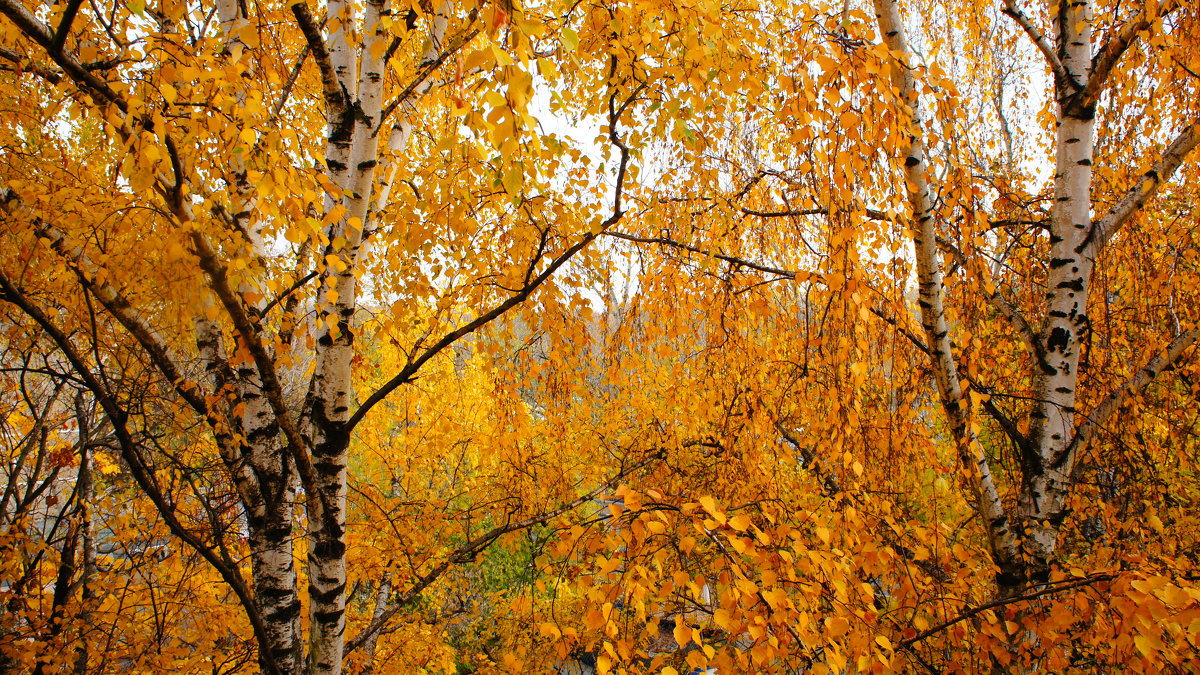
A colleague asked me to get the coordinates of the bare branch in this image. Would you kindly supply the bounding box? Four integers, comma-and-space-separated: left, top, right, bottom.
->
742, 206, 889, 221
605, 231, 799, 279
1000, 0, 1076, 91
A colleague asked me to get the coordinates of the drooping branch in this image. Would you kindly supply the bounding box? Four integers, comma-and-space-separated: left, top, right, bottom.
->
4, 189, 267, 514
606, 226, 1036, 459
1084, 0, 1184, 108
5, 195, 206, 419
345, 73, 642, 434
897, 573, 1117, 652
0, 271, 283, 675
936, 236, 1040, 360
343, 447, 667, 655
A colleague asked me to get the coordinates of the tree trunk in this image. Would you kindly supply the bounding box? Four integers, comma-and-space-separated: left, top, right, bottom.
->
870, 0, 1022, 587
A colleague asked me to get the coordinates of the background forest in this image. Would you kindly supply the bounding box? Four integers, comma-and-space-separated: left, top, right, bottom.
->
1, 0, 1198, 672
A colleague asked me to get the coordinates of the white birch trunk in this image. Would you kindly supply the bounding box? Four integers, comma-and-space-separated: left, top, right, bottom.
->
306, 3, 452, 671
307, 2, 391, 672
871, 0, 1022, 585
1018, 0, 1095, 589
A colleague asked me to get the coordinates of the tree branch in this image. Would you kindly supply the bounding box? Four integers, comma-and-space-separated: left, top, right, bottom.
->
375, 27, 479, 133
0, 271, 282, 675
51, 0, 85, 51
345, 72, 640, 434
0, 0, 126, 110
1090, 119, 1200, 256
343, 448, 666, 655
936, 235, 1040, 361
897, 573, 1116, 652
187, 233, 320, 509
741, 206, 889, 221
1064, 329, 1198, 465
604, 231, 800, 279
1000, 0, 1076, 91
290, 1, 346, 114
1084, 0, 1183, 108
0, 45, 61, 82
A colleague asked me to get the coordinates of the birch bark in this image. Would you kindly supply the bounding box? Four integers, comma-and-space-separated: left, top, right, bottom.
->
193, 2, 307, 669
1017, 0, 1096, 589
871, 0, 1022, 586
304, 2, 453, 671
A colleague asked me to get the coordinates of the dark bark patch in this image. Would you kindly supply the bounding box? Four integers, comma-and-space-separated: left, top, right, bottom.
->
309, 583, 346, 605
312, 609, 344, 625
1047, 327, 1070, 352
313, 539, 346, 559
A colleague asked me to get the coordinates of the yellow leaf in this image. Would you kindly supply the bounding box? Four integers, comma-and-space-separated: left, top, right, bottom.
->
699, 495, 725, 524
674, 619, 691, 647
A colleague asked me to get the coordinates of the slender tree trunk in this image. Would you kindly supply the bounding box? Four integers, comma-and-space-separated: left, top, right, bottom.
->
359, 574, 392, 674
305, 0, 386, 671
73, 394, 96, 675
871, 0, 1021, 586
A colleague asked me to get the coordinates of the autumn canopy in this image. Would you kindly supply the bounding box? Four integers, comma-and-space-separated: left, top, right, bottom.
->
1, 0, 1199, 671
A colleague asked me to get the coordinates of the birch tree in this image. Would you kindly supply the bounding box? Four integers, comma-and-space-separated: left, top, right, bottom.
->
2, 0, 1200, 671
869, 0, 1199, 595
0, 0, 644, 671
